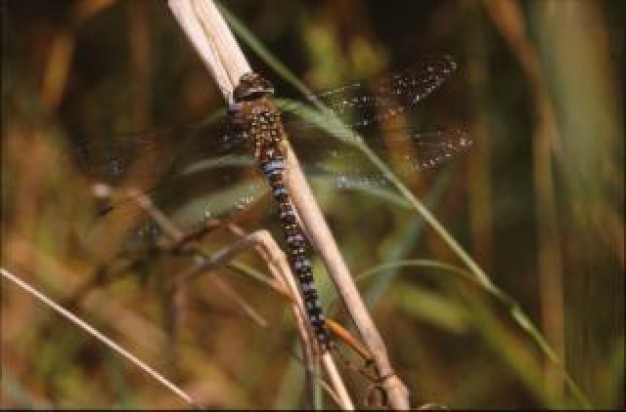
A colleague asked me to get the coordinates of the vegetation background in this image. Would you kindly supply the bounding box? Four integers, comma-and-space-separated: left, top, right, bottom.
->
2, 0, 623, 409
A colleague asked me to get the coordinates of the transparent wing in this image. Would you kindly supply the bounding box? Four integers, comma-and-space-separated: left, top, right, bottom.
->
83, 158, 269, 251
64, 117, 268, 248
292, 126, 471, 189
281, 55, 457, 128
64, 116, 244, 182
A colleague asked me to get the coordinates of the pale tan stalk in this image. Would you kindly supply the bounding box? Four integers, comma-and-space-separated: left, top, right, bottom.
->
166, 0, 408, 408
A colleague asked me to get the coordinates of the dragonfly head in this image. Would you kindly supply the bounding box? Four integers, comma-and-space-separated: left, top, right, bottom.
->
233, 72, 275, 103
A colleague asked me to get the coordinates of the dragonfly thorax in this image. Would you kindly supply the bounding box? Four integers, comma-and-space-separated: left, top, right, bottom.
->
228, 74, 287, 161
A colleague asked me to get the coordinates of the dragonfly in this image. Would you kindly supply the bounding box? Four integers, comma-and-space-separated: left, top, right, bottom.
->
68, 55, 471, 351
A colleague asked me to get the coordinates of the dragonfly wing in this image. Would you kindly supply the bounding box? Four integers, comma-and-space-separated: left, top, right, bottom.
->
292, 126, 471, 194
64, 116, 246, 184
65, 116, 267, 249
87, 159, 269, 251
295, 55, 457, 128
381, 127, 472, 172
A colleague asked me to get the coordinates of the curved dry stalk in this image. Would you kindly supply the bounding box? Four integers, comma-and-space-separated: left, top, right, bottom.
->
127, 186, 352, 409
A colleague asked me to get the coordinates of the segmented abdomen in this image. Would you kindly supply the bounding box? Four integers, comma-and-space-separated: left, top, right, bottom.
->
260, 155, 332, 352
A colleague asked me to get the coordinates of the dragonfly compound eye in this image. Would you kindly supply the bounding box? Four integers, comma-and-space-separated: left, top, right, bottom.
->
233, 72, 275, 102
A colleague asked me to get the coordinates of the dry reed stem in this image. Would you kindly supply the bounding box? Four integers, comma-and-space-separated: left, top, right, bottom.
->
126, 187, 350, 408
167, 0, 407, 408
1, 267, 198, 408
126, 188, 309, 345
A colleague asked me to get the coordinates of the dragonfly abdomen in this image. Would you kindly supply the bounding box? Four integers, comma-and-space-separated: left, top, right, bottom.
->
261, 153, 332, 352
